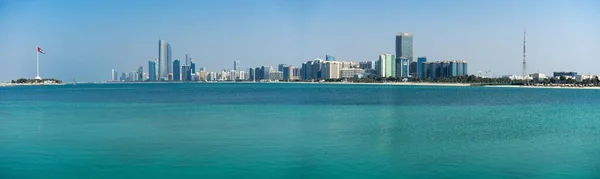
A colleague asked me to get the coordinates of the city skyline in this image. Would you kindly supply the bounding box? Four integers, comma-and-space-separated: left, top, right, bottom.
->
1, 0, 599, 82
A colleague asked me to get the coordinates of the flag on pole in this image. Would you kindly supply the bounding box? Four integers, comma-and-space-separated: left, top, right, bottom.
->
37, 47, 45, 54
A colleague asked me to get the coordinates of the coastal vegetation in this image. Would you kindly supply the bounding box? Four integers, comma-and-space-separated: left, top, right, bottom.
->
11, 78, 63, 84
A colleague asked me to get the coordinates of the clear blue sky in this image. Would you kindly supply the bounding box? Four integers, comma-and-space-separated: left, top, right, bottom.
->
1, 0, 599, 81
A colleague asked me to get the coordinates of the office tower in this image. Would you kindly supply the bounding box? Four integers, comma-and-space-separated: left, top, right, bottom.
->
359, 61, 376, 70
417, 57, 427, 78
261, 66, 271, 80
283, 65, 294, 80
396, 57, 410, 78
377, 54, 395, 78
158, 40, 172, 80
111, 69, 118, 81
326, 55, 336, 61
396, 32, 414, 62
309, 59, 323, 79
185, 53, 191, 65
190, 61, 196, 74
181, 65, 192, 81
173, 59, 181, 81
301, 62, 308, 80
166, 43, 172, 78
248, 68, 255, 81
269, 71, 283, 81
137, 66, 144, 81
148, 60, 157, 81
278, 64, 288, 72
293, 67, 301, 80
322, 61, 341, 79
340, 68, 365, 79
234, 61, 240, 71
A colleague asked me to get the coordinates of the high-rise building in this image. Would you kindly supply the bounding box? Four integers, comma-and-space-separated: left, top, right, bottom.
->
326, 55, 336, 61
377, 54, 395, 78
417, 57, 427, 78
396, 32, 414, 62
249, 68, 256, 81
148, 60, 157, 81
340, 68, 365, 79
283, 65, 294, 80
173, 59, 181, 81
269, 71, 283, 81
137, 66, 144, 81
166, 43, 172, 78
190, 61, 196, 76
181, 65, 192, 81
293, 67, 301, 80
422, 61, 468, 78
278, 64, 288, 72
322, 61, 341, 79
397, 57, 410, 78
359, 61, 376, 70
261, 66, 271, 80
234, 61, 240, 71
185, 53, 191, 66
158, 40, 172, 80
199, 66, 206, 72
111, 69, 118, 81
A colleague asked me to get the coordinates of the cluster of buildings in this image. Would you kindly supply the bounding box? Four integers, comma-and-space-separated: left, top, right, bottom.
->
111, 32, 469, 82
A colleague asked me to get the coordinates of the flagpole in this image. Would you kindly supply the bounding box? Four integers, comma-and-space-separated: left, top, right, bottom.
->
35, 47, 41, 80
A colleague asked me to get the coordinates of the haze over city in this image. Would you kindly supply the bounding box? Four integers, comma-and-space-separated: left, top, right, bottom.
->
1, 0, 599, 82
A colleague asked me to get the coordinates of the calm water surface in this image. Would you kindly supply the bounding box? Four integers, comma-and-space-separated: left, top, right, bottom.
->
1, 83, 600, 178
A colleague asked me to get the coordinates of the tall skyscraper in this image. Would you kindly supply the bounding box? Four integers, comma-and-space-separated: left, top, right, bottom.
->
397, 57, 410, 77
185, 53, 191, 66
417, 57, 427, 78
158, 40, 172, 80
377, 54, 395, 78
181, 65, 192, 81
234, 61, 240, 71
396, 32, 414, 62
137, 66, 144, 81
173, 59, 181, 81
148, 60, 157, 81
166, 43, 172, 78
278, 64, 288, 72
190, 61, 196, 79
249, 68, 255, 81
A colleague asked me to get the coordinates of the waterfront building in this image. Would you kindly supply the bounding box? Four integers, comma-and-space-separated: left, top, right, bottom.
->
181, 65, 192, 81
553, 72, 578, 78
278, 64, 288, 72
238, 71, 246, 80
397, 57, 410, 78
148, 60, 157, 81
377, 54, 395, 78
422, 61, 468, 78
137, 66, 144, 81
359, 61, 376, 70
185, 53, 191, 66
234, 61, 240, 71
269, 71, 283, 81
293, 67, 301, 80
172, 60, 181, 81
190, 61, 196, 74
261, 66, 271, 80
158, 40, 172, 80
249, 68, 256, 81
416, 57, 427, 78
322, 61, 341, 79
340, 68, 365, 79
111, 69, 118, 82
301, 59, 324, 80
283, 65, 294, 80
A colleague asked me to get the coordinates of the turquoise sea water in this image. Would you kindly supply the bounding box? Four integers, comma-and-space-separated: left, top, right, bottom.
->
1, 83, 600, 178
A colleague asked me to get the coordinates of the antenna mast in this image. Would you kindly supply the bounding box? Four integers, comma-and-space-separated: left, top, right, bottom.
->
522, 29, 527, 82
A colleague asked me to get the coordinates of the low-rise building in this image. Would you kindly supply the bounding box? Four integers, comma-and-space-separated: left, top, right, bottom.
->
340, 68, 365, 79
